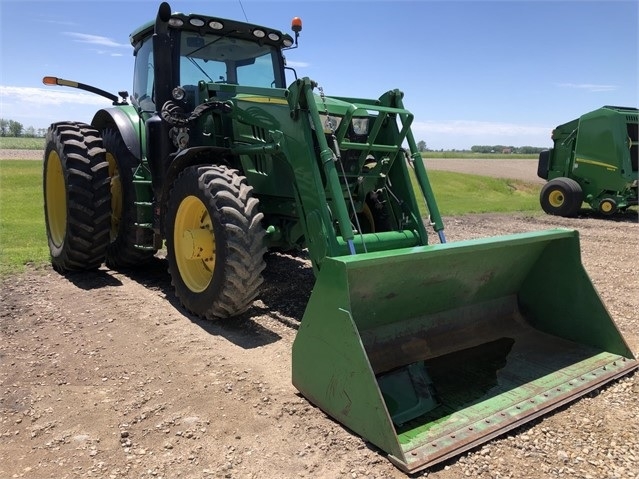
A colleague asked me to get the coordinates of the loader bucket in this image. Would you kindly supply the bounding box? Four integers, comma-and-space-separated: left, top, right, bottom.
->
292, 229, 637, 474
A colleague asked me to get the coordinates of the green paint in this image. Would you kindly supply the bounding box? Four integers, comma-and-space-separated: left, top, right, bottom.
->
541, 105, 638, 213
292, 229, 637, 472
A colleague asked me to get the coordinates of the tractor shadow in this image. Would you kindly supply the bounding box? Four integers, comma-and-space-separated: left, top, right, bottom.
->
61, 268, 124, 290
249, 250, 315, 327
101, 250, 314, 349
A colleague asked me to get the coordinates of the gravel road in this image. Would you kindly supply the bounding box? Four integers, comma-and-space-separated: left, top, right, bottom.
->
0, 149, 44, 160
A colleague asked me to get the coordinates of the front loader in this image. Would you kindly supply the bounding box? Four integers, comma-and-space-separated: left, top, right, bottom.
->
42, 2, 637, 473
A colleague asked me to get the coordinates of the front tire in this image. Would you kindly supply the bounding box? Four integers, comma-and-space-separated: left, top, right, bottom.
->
166, 165, 266, 319
43, 122, 111, 271
539, 177, 583, 217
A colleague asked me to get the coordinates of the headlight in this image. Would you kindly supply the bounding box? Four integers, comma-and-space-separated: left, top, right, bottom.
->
352, 118, 369, 136
172, 86, 186, 101
313, 114, 342, 134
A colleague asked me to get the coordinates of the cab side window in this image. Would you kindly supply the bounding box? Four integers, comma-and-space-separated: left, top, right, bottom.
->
132, 38, 155, 112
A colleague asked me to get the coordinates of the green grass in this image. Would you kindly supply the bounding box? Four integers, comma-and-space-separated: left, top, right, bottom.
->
0, 137, 46, 149
0, 160, 49, 275
411, 169, 540, 216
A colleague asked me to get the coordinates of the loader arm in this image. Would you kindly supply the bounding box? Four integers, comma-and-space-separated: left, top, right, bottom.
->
280, 77, 445, 270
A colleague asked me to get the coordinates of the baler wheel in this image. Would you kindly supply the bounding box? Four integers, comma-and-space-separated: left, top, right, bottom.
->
43, 122, 111, 271
102, 129, 156, 268
598, 198, 617, 216
539, 177, 583, 217
165, 165, 266, 319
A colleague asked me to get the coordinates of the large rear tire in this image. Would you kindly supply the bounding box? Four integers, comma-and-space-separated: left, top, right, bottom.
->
539, 177, 583, 217
102, 129, 157, 268
43, 122, 111, 271
166, 165, 266, 319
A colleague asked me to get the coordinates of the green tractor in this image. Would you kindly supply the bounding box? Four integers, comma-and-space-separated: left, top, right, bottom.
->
43, 3, 637, 473
538, 106, 638, 217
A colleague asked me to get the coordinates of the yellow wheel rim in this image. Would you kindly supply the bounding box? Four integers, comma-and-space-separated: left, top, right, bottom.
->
174, 195, 216, 292
357, 202, 376, 233
107, 152, 122, 242
45, 150, 67, 248
548, 190, 564, 208
600, 200, 613, 213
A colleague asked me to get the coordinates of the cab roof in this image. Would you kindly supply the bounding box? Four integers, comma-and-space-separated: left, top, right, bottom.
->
129, 10, 294, 50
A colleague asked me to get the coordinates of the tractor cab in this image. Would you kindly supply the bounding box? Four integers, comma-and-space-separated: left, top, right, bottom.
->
129, 7, 295, 114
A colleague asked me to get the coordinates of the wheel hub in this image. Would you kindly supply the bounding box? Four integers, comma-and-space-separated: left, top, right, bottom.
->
600, 199, 616, 215
174, 195, 217, 293
548, 190, 564, 207
180, 227, 214, 260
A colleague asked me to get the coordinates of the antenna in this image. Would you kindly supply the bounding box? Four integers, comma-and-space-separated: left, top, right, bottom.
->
238, 0, 248, 22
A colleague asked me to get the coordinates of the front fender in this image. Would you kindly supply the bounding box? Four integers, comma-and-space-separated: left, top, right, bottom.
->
92, 106, 143, 160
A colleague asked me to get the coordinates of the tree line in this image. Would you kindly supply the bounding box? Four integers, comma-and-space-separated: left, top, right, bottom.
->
417, 141, 544, 154
0, 119, 47, 138
470, 145, 545, 154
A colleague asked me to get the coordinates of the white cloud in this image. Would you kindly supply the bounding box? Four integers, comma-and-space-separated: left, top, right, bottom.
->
412, 119, 552, 149
90, 49, 126, 57
557, 82, 617, 92
42, 19, 76, 27
0, 86, 112, 106
1, 85, 112, 128
285, 60, 310, 68
63, 32, 129, 49
413, 119, 549, 137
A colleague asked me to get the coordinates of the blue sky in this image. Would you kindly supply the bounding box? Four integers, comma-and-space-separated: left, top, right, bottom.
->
1, 0, 637, 150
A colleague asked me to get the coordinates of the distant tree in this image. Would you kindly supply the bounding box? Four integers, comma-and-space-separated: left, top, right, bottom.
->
471, 145, 492, 154
471, 144, 544, 154
417, 140, 427, 152
0, 119, 47, 137
8, 120, 23, 137
517, 146, 544, 154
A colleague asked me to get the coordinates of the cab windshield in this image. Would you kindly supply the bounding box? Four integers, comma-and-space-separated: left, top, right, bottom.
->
180, 32, 284, 88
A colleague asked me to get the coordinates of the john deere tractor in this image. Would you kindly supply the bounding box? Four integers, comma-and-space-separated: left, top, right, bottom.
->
538, 106, 638, 217
43, 3, 637, 473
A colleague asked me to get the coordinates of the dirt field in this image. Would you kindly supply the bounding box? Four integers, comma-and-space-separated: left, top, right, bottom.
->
425, 158, 545, 184
1, 155, 638, 479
